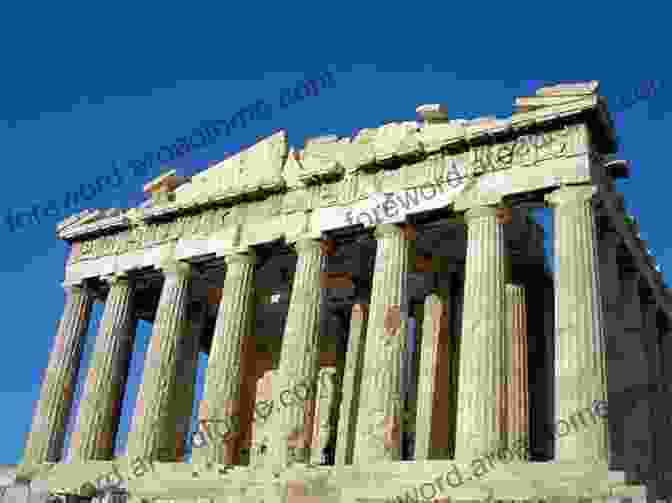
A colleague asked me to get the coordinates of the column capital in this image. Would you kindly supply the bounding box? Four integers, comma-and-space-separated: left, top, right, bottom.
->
374, 223, 416, 240
61, 280, 95, 293
160, 260, 192, 278
505, 283, 526, 303
293, 238, 322, 254
101, 272, 132, 285
224, 249, 257, 266
463, 205, 498, 222
544, 184, 597, 208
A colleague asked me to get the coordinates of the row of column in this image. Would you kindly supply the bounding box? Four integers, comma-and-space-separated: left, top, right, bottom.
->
599, 221, 665, 487
21, 261, 202, 469
22, 183, 616, 473
21, 237, 326, 470
342, 184, 610, 464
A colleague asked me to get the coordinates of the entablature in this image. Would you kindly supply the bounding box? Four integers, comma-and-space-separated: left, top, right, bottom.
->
58, 93, 611, 244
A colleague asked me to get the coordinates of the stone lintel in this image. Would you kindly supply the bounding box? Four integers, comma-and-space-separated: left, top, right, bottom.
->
64, 152, 588, 285
60, 279, 94, 289
453, 155, 592, 211
223, 249, 257, 266
158, 261, 192, 283
100, 271, 131, 284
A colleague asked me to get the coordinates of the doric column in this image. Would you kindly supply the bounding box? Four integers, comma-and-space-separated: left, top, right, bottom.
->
545, 185, 608, 463
354, 223, 415, 463
598, 230, 626, 470
20, 282, 94, 470
413, 260, 456, 461
335, 303, 369, 466
192, 250, 257, 466
659, 326, 672, 495
409, 303, 422, 458
617, 269, 650, 478
272, 238, 324, 467
639, 296, 659, 485
72, 273, 136, 460
174, 299, 208, 461
414, 288, 452, 460
504, 283, 528, 457
127, 261, 192, 462
250, 369, 277, 467
454, 205, 506, 461
236, 340, 262, 466
310, 366, 338, 464
321, 312, 349, 465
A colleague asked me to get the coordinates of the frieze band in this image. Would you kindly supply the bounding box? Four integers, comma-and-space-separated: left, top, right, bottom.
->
73, 127, 577, 263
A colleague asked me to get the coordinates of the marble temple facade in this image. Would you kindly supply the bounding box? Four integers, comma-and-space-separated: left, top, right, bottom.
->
17, 85, 672, 503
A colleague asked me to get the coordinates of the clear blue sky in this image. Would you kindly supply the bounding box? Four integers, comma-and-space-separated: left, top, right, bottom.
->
1, 1, 669, 464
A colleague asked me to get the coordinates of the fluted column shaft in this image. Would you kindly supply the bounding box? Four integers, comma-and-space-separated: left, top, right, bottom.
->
72, 274, 136, 460
659, 328, 672, 494
192, 251, 257, 465
21, 283, 94, 470
618, 270, 651, 477
354, 224, 415, 463
639, 297, 658, 485
174, 300, 208, 461
454, 205, 506, 461
546, 185, 608, 463
598, 230, 626, 469
273, 238, 323, 466
250, 369, 277, 467
415, 288, 452, 460
505, 283, 528, 456
335, 303, 369, 466
127, 261, 192, 461
310, 366, 338, 464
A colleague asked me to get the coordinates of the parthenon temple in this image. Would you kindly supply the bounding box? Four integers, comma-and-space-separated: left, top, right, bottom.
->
18, 81, 672, 502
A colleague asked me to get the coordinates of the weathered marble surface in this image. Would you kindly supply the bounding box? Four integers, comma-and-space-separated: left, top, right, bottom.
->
59, 93, 611, 243
66, 124, 584, 267
34, 91, 667, 502
29, 458, 645, 501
